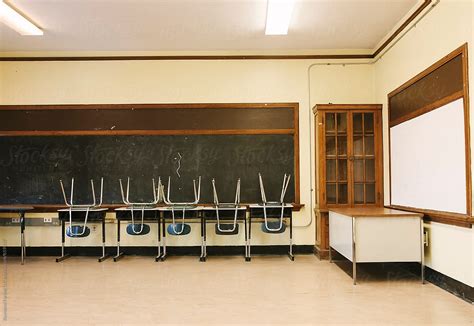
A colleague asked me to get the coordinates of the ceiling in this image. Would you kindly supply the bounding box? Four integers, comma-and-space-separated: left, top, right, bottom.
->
0, 0, 419, 52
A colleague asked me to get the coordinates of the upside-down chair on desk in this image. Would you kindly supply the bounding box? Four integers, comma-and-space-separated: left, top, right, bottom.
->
114, 177, 162, 262
56, 177, 110, 262
248, 173, 294, 261
200, 178, 248, 261
158, 176, 201, 261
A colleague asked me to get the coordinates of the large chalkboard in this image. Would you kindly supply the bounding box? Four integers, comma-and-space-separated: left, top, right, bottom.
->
0, 135, 294, 205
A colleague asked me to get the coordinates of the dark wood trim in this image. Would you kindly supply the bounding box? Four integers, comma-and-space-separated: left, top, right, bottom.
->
0, 129, 295, 137
0, 102, 298, 111
0, 54, 373, 61
294, 104, 301, 206
388, 44, 472, 225
372, 0, 432, 58
0, 1, 432, 62
389, 90, 464, 127
388, 44, 467, 99
387, 205, 473, 228
461, 46, 472, 216
376, 110, 384, 206
313, 104, 383, 112
314, 244, 329, 260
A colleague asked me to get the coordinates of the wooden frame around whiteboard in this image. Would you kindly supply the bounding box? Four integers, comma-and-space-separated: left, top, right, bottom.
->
388, 44, 473, 228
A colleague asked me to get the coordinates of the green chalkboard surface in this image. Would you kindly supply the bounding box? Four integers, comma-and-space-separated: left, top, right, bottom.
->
0, 135, 295, 205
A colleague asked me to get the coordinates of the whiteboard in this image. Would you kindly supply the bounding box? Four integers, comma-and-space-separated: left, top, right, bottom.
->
390, 98, 467, 214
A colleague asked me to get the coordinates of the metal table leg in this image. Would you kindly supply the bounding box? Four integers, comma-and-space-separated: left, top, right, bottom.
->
98, 218, 110, 262
113, 219, 124, 262
20, 211, 25, 265
204, 217, 207, 259
156, 213, 162, 262
288, 215, 294, 261
160, 215, 167, 261
246, 216, 252, 262
244, 216, 249, 261
352, 217, 356, 285
56, 219, 71, 262
200, 216, 207, 262
421, 219, 425, 284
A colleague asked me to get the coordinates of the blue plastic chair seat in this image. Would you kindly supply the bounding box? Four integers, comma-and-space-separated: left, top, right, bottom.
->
167, 223, 191, 235
126, 223, 151, 236
66, 226, 90, 238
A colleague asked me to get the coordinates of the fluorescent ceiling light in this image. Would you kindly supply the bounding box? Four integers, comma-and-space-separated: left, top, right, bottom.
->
265, 0, 295, 35
0, 0, 43, 35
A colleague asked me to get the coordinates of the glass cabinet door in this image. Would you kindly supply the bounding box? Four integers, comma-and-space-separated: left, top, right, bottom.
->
325, 112, 348, 205
352, 112, 376, 204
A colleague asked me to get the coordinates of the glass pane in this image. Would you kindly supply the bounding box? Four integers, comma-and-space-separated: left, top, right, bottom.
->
354, 159, 364, 182
365, 159, 375, 182
326, 159, 336, 181
337, 136, 347, 156
354, 183, 364, 204
353, 136, 363, 155
353, 113, 363, 133
326, 136, 336, 156
326, 184, 336, 204
338, 159, 347, 181
338, 183, 348, 204
365, 136, 374, 155
337, 113, 347, 133
364, 113, 374, 133
326, 113, 335, 133
366, 183, 375, 203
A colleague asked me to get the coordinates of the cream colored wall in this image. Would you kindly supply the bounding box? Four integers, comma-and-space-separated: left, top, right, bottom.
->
0, 58, 374, 248
374, 0, 474, 286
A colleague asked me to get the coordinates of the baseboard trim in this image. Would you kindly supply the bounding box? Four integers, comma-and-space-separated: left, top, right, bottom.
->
314, 245, 329, 260
2, 245, 314, 257
399, 263, 473, 304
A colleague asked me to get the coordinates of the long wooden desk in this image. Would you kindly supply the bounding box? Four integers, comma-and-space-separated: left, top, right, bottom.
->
329, 207, 424, 285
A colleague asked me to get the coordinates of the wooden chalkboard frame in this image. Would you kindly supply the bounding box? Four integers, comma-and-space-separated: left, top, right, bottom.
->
387, 44, 473, 228
0, 102, 301, 211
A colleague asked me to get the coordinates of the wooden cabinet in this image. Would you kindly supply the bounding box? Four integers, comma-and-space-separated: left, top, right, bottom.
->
313, 104, 383, 259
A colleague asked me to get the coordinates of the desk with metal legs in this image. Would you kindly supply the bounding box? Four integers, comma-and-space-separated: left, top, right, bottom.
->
0, 205, 34, 265
114, 207, 161, 262
56, 208, 110, 262
200, 206, 248, 262
328, 207, 425, 285
248, 204, 294, 261
158, 206, 201, 261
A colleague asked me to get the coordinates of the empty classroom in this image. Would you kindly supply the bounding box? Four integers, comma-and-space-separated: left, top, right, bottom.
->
0, 0, 473, 325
